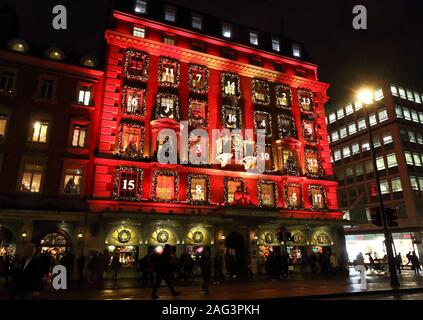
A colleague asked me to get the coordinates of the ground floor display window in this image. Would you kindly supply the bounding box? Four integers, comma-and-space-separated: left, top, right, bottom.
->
106, 245, 138, 269
287, 246, 306, 264
40, 232, 70, 263
0, 226, 16, 258
184, 245, 210, 261
148, 245, 176, 255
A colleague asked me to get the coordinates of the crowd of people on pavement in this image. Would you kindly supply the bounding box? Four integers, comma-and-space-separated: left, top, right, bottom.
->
354, 251, 422, 275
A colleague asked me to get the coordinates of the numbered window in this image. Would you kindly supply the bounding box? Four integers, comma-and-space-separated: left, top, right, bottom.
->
305, 149, 321, 176
252, 79, 270, 105
113, 167, 143, 201
259, 180, 277, 207
254, 111, 272, 137
285, 184, 302, 209
63, 168, 84, 195
71, 124, 88, 148
122, 86, 146, 116
187, 174, 209, 203
188, 99, 208, 128
275, 85, 292, 110
124, 49, 149, 81
19, 162, 45, 193
158, 57, 179, 87
309, 186, 326, 210
30, 120, 49, 143
189, 64, 209, 94
118, 122, 144, 159
222, 105, 241, 129
155, 93, 179, 120
221, 73, 240, 98
257, 144, 274, 172
152, 171, 178, 202
277, 114, 297, 139
297, 89, 314, 113
225, 178, 244, 204
302, 120, 317, 143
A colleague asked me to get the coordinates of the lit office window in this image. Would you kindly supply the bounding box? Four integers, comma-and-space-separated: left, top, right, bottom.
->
249, 31, 259, 45
192, 14, 203, 29
342, 146, 351, 158
373, 136, 381, 148
386, 154, 397, 168
329, 113, 336, 123
292, 43, 301, 57
391, 177, 402, 192
414, 92, 422, 104
375, 88, 384, 101
354, 101, 363, 111
362, 141, 370, 151
369, 114, 377, 126
395, 106, 403, 118
331, 131, 339, 142
272, 37, 280, 51
339, 127, 347, 139
337, 108, 344, 120
378, 109, 388, 122
379, 180, 389, 194
376, 156, 385, 171
410, 176, 419, 190
390, 85, 398, 97
413, 153, 422, 166
417, 133, 423, 145
345, 104, 354, 115
333, 150, 341, 161
134, 0, 147, 14
351, 143, 360, 155
408, 131, 416, 143
419, 178, 423, 191
133, 26, 146, 38
418, 112, 423, 124
411, 110, 419, 122
355, 163, 363, 176
403, 107, 411, 120
348, 123, 357, 135
404, 152, 413, 165
164, 5, 177, 22
222, 23, 232, 38
357, 118, 366, 131
383, 132, 393, 145
398, 87, 406, 99
406, 90, 414, 102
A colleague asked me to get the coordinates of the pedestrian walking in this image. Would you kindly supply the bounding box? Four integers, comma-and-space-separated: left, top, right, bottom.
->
199, 249, 212, 294
77, 253, 86, 285
410, 251, 421, 275
111, 254, 122, 284
151, 245, 180, 299
330, 252, 338, 274
213, 253, 223, 281
14, 244, 43, 300
395, 253, 402, 274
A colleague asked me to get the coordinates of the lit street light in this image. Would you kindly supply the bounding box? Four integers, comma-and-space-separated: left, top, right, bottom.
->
356, 88, 400, 288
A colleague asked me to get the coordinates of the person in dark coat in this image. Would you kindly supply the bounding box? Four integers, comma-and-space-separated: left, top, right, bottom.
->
199, 249, 212, 294
395, 253, 402, 274
410, 251, 421, 275
14, 244, 43, 300
213, 253, 223, 280
151, 245, 180, 299
77, 253, 86, 285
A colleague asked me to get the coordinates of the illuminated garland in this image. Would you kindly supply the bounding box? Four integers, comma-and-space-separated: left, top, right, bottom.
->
188, 98, 208, 128
307, 185, 328, 212
112, 167, 143, 201
284, 183, 304, 210
187, 174, 210, 205
254, 110, 272, 137
275, 84, 293, 110
188, 64, 209, 94
151, 170, 179, 203
158, 56, 180, 88
301, 119, 318, 144
124, 48, 149, 81
121, 86, 146, 117
117, 121, 144, 159
222, 104, 242, 129
221, 72, 241, 99
297, 88, 315, 114
252, 79, 270, 106
258, 179, 278, 208
304, 148, 323, 178
277, 113, 297, 139
224, 177, 245, 205
155, 92, 180, 121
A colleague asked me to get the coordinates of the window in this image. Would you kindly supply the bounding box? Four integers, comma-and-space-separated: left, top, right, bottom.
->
336, 108, 344, 120
225, 178, 244, 204
71, 124, 88, 148
156, 94, 179, 120
410, 176, 419, 190
118, 123, 144, 158
395, 106, 403, 118
133, 26, 145, 38
346, 166, 353, 177
305, 149, 320, 175
189, 64, 208, 94
345, 104, 354, 115
154, 172, 178, 201
277, 114, 296, 139
398, 87, 406, 99
113, 167, 143, 201
30, 120, 48, 143
333, 150, 341, 161
403, 107, 411, 120
373, 136, 381, 148
357, 118, 366, 131
222, 23, 232, 38
411, 110, 419, 123
351, 143, 360, 155
37, 78, 55, 100
249, 31, 259, 45
417, 133, 423, 145
221, 73, 240, 97
342, 146, 351, 158
419, 112, 423, 124
348, 123, 357, 135
285, 184, 302, 209
163, 35, 175, 45
406, 90, 414, 101
302, 120, 317, 143
20, 163, 44, 193
369, 113, 377, 126
329, 113, 336, 124
158, 57, 179, 86
355, 163, 363, 176
354, 100, 363, 111
413, 153, 422, 166
415, 92, 422, 104
390, 85, 398, 96
188, 175, 209, 203
408, 131, 416, 143
292, 43, 301, 57
376, 156, 385, 171
375, 88, 384, 101
0, 69, 16, 93
254, 111, 272, 137
309, 186, 326, 209
192, 14, 203, 30
386, 153, 398, 168
339, 127, 347, 139
164, 5, 176, 22
419, 177, 423, 191
222, 105, 241, 129
0, 114, 7, 138
123, 86, 146, 116
134, 0, 147, 14
272, 37, 280, 52
379, 180, 389, 194
77, 85, 92, 106
378, 109, 388, 122
391, 177, 402, 192
362, 141, 370, 151
188, 99, 207, 127
252, 79, 270, 105
404, 152, 413, 165
365, 160, 373, 173
259, 181, 277, 207
383, 132, 393, 145
63, 168, 83, 194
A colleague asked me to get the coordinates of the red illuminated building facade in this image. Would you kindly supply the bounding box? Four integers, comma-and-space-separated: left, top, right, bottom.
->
0, 0, 345, 274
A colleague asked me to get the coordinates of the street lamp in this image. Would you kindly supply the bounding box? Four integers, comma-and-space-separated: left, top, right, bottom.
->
356, 88, 400, 288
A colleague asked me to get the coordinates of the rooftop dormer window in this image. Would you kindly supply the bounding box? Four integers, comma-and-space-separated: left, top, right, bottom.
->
249, 31, 259, 46
8, 39, 29, 53
292, 43, 301, 57
164, 5, 176, 22
81, 56, 97, 68
272, 37, 280, 52
134, 0, 147, 14
46, 48, 64, 61
192, 13, 203, 30
222, 23, 232, 38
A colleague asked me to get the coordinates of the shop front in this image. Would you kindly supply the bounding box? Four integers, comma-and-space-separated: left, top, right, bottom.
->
147, 227, 178, 254
39, 230, 71, 263
105, 225, 140, 269
0, 226, 16, 259
286, 229, 308, 265
310, 229, 334, 255
183, 226, 213, 261
257, 229, 281, 274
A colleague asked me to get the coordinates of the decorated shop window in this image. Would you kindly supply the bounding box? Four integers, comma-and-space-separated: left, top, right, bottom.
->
256, 144, 275, 172
158, 57, 180, 87
277, 114, 297, 139
308, 185, 327, 211
285, 183, 303, 209
224, 177, 245, 205
63, 168, 84, 195
124, 49, 149, 81
122, 86, 146, 116
305, 148, 322, 177
155, 93, 179, 120
187, 174, 210, 204
188, 98, 208, 127
298, 89, 314, 113
254, 111, 272, 137
112, 167, 143, 201
221, 72, 240, 98
258, 180, 278, 208
118, 122, 144, 159
275, 84, 292, 110
189, 64, 209, 94
279, 148, 299, 176
252, 79, 270, 106
222, 105, 241, 129
302, 119, 317, 143
152, 171, 178, 202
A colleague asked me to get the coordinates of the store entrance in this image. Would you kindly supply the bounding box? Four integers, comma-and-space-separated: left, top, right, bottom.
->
225, 232, 247, 276
39, 231, 71, 263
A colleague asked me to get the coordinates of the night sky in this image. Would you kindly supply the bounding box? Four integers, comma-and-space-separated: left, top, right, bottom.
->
1, 0, 422, 105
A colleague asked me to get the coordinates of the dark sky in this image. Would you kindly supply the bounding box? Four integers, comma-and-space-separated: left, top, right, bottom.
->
1, 0, 422, 105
